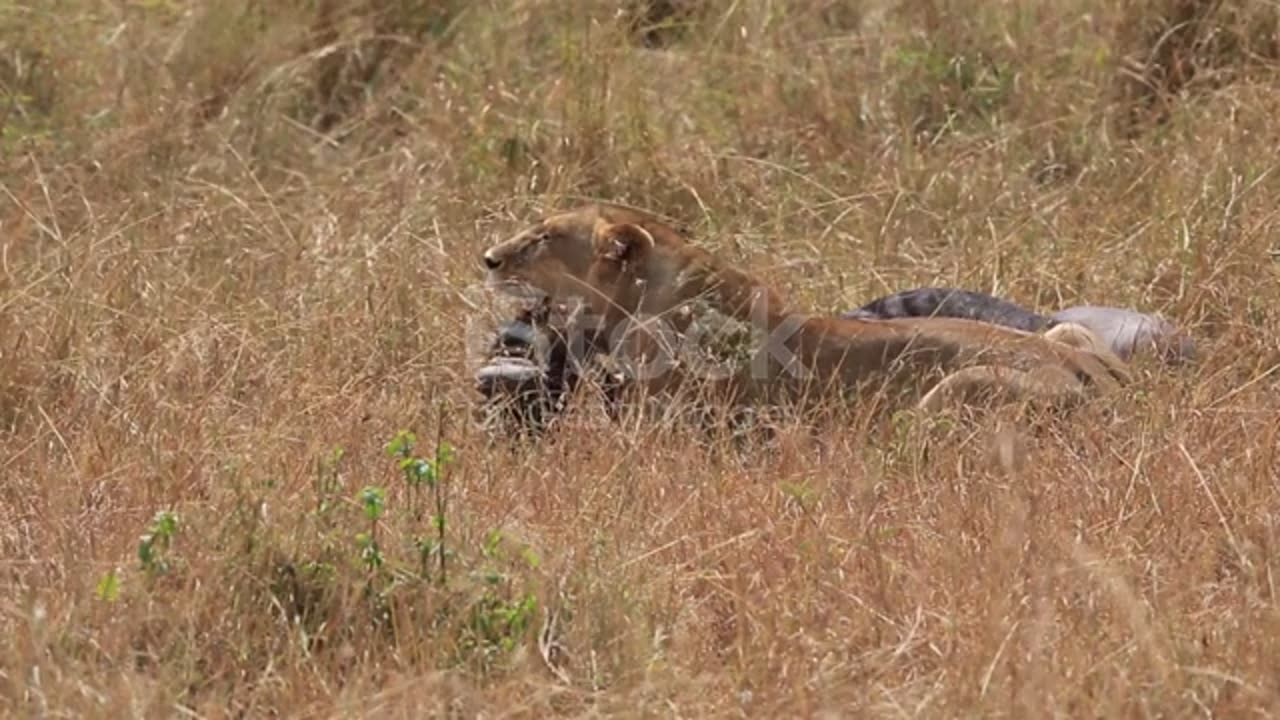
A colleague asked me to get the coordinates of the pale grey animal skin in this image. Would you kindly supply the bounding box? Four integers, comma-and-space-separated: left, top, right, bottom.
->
1048, 306, 1196, 364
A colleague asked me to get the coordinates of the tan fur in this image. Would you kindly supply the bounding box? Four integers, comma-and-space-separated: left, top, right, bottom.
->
480, 203, 743, 309
584, 221, 1132, 414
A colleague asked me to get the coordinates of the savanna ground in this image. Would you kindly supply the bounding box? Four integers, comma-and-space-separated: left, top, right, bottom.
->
2, 0, 1280, 716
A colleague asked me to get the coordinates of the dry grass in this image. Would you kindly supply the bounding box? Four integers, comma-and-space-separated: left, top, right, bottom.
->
3, 0, 1280, 716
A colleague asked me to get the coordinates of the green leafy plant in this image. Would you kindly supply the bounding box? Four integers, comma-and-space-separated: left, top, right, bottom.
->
355, 486, 386, 574
461, 529, 540, 663
387, 426, 456, 583
138, 510, 180, 578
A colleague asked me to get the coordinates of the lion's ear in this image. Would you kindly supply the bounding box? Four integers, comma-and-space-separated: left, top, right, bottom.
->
594, 222, 654, 262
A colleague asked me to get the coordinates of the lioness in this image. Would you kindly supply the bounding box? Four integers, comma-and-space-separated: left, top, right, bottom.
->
476, 203, 1139, 422
484, 206, 1190, 365
581, 221, 1132, 415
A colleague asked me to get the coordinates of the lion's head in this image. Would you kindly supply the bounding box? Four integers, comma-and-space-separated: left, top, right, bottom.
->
481, 203, 687, 304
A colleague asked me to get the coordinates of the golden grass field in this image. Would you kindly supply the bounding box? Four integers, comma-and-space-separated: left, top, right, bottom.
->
3, 1, 1280, 716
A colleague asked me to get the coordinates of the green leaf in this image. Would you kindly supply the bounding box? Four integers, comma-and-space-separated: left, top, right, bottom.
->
152, 510, 179, 539
95, 570, 120, 602
358, 487, 386, 521
355, 532, 383, 568
483, 529, 503, 558
780, 481, 814, 504
386, 430, 416, 459
404, 458, 435, 486
360, 544, 384, 569
435, 442, 457, 467
520, 547, 541, 569
137, 511, 178, 576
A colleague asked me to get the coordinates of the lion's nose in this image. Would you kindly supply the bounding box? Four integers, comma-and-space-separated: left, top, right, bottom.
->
482, 252, 501, 270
